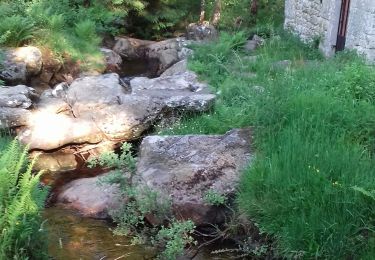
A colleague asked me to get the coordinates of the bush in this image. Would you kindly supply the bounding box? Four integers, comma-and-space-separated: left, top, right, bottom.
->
0, 140, 48, 259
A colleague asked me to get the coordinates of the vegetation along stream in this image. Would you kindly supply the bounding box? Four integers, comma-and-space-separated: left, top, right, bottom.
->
2, 0, 375, 259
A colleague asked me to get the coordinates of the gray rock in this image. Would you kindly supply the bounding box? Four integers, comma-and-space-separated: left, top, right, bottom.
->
18, 72, 215, 151
186, 23, 219, 41
161, 59, 188, 77
0, 47, 42, 84
244, 35, 265, 52
131, 71, 215, 112
136, 128, 253, 226
56, 173, 123, 219
113, 37, 154, 59
271, 60, 292, 70
0, 85, 37, 128
0, 85, 37, 108
113, 37, 193, 75
100, 48, 123, 72
0, 107, 31, 128
52, 82, 69, 99
146, 39, 180, 75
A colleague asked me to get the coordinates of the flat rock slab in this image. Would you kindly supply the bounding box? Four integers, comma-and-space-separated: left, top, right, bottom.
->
136, 128, 253, 226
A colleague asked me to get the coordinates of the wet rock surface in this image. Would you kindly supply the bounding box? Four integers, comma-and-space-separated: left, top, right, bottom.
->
136, 128, 253, 226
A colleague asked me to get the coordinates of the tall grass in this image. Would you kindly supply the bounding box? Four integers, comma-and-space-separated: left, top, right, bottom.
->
163, 30, 375, 258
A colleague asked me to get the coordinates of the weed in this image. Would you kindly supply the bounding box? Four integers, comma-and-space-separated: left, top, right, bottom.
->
203, 189, 227, 206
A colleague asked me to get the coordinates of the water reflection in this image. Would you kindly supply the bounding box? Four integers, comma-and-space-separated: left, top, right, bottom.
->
44, 206, 155, 260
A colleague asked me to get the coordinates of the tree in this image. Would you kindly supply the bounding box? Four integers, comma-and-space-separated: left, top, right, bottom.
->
199, 0, 206, 24
250, 0, 258, 15
211, 0, 222, 26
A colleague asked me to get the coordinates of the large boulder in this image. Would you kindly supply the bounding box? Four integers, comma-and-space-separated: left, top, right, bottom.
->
136, 128, 253, 226
0, 47, 43, 84
56, 173, 122, 219
18, 72, 215, 151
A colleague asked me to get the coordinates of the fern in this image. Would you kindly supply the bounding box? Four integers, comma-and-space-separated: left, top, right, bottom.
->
0, 140, 48, 259
0, 15, 35, 47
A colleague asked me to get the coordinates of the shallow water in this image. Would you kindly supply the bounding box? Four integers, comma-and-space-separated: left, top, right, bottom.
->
44, 206, 237, 260
44, 206, 155, 260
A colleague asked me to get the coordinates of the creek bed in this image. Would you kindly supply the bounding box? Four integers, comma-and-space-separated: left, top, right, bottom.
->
44, 205, 237, 259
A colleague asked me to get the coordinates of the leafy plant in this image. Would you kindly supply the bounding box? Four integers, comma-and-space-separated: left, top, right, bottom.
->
0, 15, 34, 46
203, 189, 227, 206
0, 140, 48, 259
154, 220, 196, 260
89, 142, 196, 259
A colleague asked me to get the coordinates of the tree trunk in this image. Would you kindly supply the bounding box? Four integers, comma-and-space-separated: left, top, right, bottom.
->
250, 0, 258, 15
211, 0, 222, 26
199, 0, 206, 24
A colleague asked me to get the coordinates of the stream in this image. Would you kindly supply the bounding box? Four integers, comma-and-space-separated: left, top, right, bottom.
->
39, 59, 237, 260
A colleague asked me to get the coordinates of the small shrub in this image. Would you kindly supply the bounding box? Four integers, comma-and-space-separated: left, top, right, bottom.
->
203, 189, 227, 206
154, 220, 196, 260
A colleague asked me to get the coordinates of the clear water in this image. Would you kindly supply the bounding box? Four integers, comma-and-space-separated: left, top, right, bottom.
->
44, 206, 156, 260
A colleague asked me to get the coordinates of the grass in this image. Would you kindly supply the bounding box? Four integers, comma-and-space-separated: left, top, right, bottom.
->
0, 0, 127, 70
161, 30, 375, 259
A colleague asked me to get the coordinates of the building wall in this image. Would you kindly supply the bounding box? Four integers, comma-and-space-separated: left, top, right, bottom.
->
346, 0, 375, 62
284, 0, 375, 62
284, 0, 340, 56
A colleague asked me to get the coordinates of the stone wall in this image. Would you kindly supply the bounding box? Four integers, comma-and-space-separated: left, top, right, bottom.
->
284, 0, 340, 56
346, 0, 375, 62
284, 0, 375, 63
